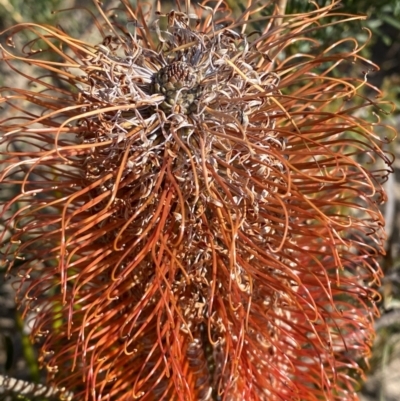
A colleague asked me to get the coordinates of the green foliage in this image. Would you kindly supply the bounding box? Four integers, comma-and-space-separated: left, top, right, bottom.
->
286, 0, 400, 48
0, 0, 62, 26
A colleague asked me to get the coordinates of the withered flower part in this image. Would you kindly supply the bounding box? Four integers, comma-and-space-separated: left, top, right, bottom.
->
0, 1, 395, 400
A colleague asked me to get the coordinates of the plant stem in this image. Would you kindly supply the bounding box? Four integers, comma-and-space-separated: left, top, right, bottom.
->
275, 0, 288, 26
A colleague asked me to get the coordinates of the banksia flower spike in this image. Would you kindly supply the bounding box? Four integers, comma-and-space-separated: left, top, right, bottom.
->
0, 0, 395, 400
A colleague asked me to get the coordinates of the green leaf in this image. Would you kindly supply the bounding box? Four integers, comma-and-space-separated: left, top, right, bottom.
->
381, 14, 400, 30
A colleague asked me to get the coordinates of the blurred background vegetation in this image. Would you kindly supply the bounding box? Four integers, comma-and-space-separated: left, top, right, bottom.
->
0, 0, 399, 400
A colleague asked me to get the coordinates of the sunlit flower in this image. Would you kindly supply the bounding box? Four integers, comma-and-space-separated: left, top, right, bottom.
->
0, 0, 395, 400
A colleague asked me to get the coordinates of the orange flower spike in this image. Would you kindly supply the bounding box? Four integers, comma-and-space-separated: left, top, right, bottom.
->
0, 1, 395, 400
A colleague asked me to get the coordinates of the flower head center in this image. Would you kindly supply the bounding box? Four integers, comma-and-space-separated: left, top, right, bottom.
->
153, 61, 202, 114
